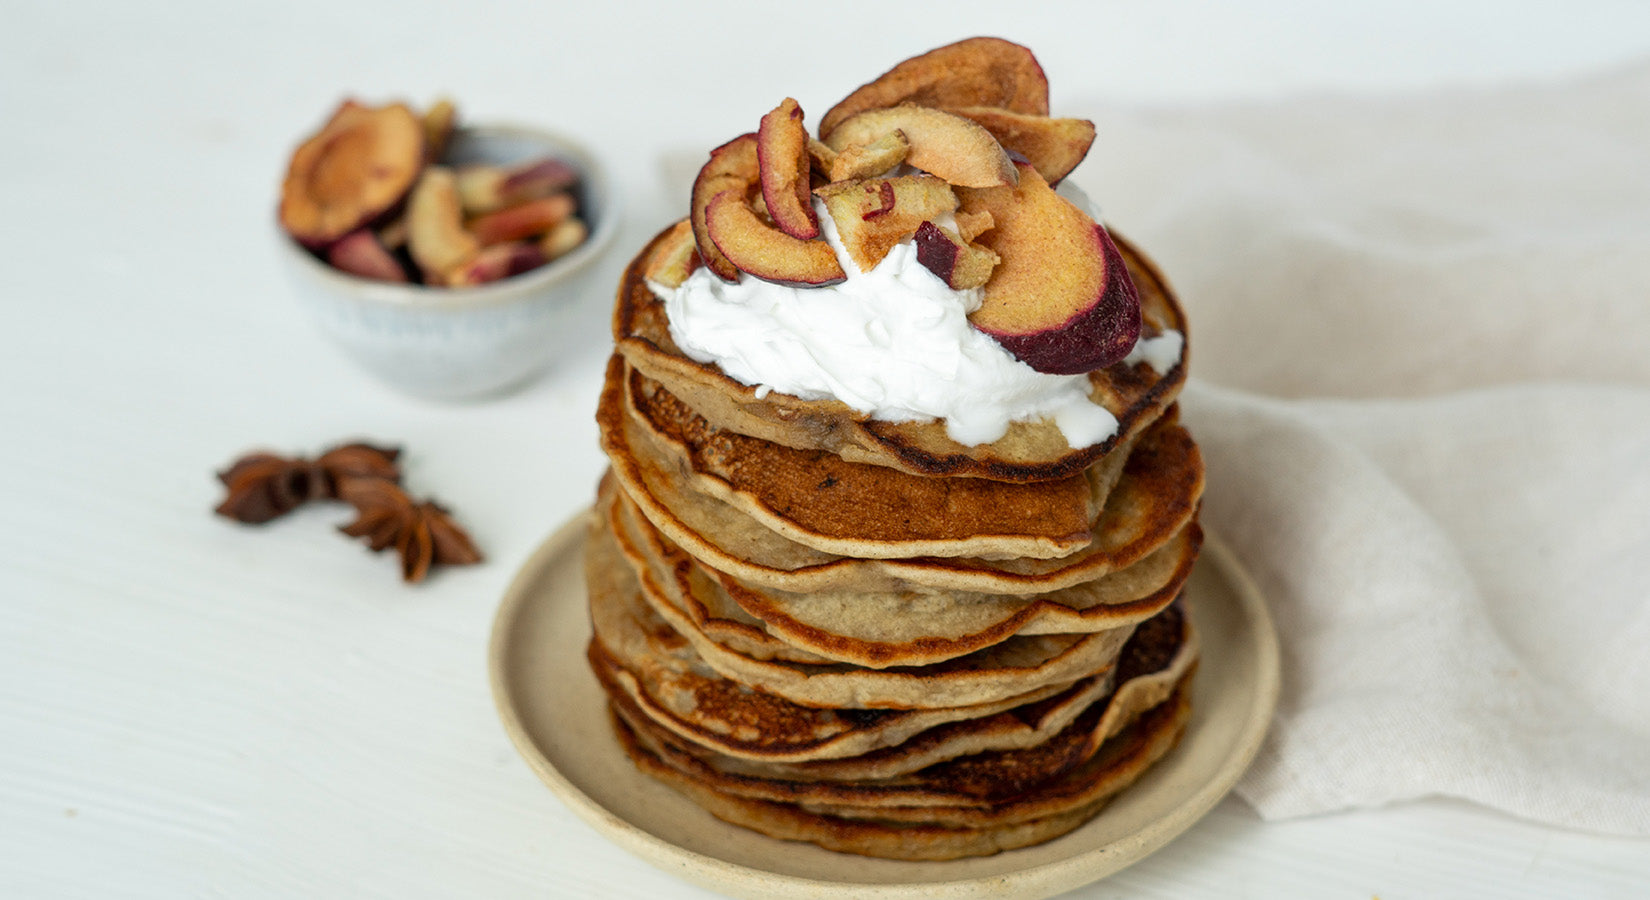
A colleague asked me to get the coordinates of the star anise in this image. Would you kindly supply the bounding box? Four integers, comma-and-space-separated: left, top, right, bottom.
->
214, 442, 401, 524
214, 453, 330, 523
337, 477, 483, 583
314, 442, 403, 484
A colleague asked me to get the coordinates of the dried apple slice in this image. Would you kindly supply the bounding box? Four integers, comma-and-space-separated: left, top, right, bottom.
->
705, 191, 844, 287
806, 139, 838, 181
957, 162, 1140, 374
824, 106, 1015, 189
690, 134, 760, 282
422, 98, 457, 161
280, 102, 425, 249
819, 37, 1049, 138
913, 221, 998, 289
815, 175, 957, 272
756, 98, 819, 240
406, 167, 480, 281
642, 220, 700, 288
539, 218, 588, 261
468, 193, 575, 246
321, 99, 365, 128
829, 129, 910, 181
326, 230, 409, 283
942, 106, 1095, 185
446, 241, 546, 286
376, 215, 408, 251
455, 157, 578, 214
955, 208, 994, 242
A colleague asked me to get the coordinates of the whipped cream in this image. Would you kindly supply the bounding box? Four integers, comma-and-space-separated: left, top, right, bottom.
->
657, 198, 1181, 448
1124, 331, 1183, 375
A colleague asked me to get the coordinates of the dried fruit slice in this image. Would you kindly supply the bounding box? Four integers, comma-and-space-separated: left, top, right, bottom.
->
824, 106, 1015, 189
446, 241, 546, 286
806, 139, 838, 181
955, 208, 994, 242
642, 220, 700, 288
455, 157, 578, 214
957, 162, 1140, 374
422, 98, 457, 161
942, 107, 1095, 185
815, 175, 957, 273
829, 129, 910, 181
539, 217, 588, 261
406, 167, 480, 281
468, 193, 575, 246
326, 230, 408, 283
376, 215, 408, 251
690, 134, 760, 282
280, 102, 425, 249
819, 37, 1049, 138
705, 191, 844, 287
756, 98, 819, 240
913, 221, 999, 289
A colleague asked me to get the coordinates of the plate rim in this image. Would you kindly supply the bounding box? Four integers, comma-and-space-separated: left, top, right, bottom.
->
488, 517, 1280, 899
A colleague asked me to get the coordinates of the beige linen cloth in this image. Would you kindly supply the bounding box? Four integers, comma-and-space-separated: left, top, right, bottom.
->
1068, 62, 1650, 835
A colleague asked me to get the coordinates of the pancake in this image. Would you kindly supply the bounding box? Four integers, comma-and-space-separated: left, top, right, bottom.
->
620, 663, 1194, 811
586, 518, 1081, 762
608, 472, 1199, 668
616, 222, 1188, 483
612, 684, 1192, 861
622, 362, 1128, 560
640, 602, 1195, 785
603, 474, 835, 665
601, 367, 1205, 595
612, 506, 1139, 710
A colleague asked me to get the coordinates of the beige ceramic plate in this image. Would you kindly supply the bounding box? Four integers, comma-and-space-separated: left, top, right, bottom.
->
490, 515, 1280, 900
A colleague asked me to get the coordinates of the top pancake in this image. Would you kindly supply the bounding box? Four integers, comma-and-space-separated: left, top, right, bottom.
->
615, 222, 1188, 483
620, 360, 1125, 560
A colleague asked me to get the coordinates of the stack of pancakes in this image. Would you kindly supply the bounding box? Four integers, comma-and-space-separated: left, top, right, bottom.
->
582, 224, 1205, 860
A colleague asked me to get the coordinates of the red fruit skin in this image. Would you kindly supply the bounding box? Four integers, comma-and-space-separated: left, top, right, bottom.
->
756, 100, 820, 240
705, 191, 845, 288
981, 224, 1141, 375
862, 181, 897, 220
691, 133, 760, 282
326, 230, 409, 282
500, 158, 578, 198
912, 220, 959, 282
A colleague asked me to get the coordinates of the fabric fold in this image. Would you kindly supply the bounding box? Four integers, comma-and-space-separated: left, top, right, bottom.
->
1061, 59, 1650, 836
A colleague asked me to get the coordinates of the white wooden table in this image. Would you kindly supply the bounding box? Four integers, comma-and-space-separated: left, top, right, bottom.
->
4, 3, 1648, 896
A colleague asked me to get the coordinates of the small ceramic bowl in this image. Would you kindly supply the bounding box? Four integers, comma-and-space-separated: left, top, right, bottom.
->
279, 124, 621, 400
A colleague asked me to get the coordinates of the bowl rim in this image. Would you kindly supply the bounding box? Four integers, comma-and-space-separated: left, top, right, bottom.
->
278, 122, 623, 312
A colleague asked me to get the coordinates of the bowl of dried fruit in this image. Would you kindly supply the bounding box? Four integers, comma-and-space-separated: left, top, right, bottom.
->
277, 98, 621, 400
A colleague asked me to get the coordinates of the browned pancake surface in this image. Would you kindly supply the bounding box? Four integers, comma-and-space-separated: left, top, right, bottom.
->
600, 362, 1205, 595
624, 603, 1194, 788
612, 685, 1192, 860
627, 365, 1098, 558
585, 514, 1082, 762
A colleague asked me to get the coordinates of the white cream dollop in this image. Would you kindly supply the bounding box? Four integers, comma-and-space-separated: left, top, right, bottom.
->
1124, 330, 1184, 375
657, 200, 1178, 448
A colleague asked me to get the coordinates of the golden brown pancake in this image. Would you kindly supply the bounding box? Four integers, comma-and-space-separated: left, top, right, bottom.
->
615, 222, 1187, 483
587, 518, 1085, 762
606, 509, 1138, 711
600, 368, 1205, 595
606, 473, 1199, 669
629, 602, 1196, 785
621, 665, 1193, 812
612, 685, 1192, 860
622, 363, 1125, 560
